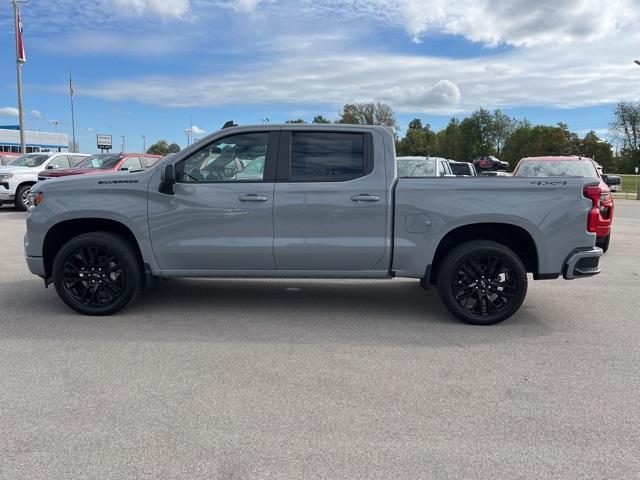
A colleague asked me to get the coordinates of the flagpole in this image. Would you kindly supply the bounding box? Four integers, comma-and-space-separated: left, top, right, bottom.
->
12, 0, 27, 153
69, 72, 76, 152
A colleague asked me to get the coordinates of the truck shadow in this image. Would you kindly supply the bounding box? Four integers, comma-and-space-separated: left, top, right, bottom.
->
0, 278, 551, 347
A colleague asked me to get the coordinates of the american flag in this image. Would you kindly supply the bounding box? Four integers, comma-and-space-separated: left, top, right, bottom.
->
17, 8, 26, 63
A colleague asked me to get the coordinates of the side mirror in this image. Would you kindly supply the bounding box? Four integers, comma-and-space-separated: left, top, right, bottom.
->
46, 164, 57, 170
159, 164, 176, 195
120, 166, 130, 172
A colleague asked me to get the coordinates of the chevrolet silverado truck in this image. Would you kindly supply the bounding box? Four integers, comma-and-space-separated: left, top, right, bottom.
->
24, 124, 603, 325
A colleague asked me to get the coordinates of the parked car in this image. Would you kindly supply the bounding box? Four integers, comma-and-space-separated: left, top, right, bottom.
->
513, 156, 614, 252
37, 153, 162, 182
448, 161, 477, 176
25, 124, 603, 325
0, 152, 89, 210
473, 156, 510, 172
0, 152, 20, 166
397, 156, 454, 177
602, 174, 621, 192
480, 171, 511, 177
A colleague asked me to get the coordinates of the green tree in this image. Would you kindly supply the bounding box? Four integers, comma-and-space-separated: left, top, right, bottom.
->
338, 102, 398, 131
610, 101, 640, 173
285, 119, 306, 123
501, 123, 580, 167
168, 142, 180, 153
147, 140, 173, 155
433, 118, 462, 160
579, 131, 614, 172
312, 115, 331, 124
396, 118, 436, 156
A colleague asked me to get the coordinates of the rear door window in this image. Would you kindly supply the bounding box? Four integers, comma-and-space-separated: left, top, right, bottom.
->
290, 132, 368, 182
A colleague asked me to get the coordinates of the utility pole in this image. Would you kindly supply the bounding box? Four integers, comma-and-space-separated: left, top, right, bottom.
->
69, 72, 77, 152
141, 134, 146, 152
12, 0, 28, 153
121, 135, 125, 152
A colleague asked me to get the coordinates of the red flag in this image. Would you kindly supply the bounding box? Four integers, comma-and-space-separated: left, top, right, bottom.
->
17, 9, 26, 64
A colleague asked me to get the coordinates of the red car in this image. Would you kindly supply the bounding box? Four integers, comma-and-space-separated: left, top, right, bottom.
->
513, 156, 614, 252
38, 153, 161, 181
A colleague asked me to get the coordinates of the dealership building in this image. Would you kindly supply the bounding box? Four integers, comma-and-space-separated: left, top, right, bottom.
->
0, 125, 70, 153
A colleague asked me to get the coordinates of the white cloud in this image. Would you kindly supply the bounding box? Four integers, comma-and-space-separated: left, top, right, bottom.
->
30, 109, 42, 119
231, 0, 262, 12
0, 107, 19, 117
187, 125, 206, 135
112, 0, 190, 18
382, 80, 461, 110
297, 0, 637, 47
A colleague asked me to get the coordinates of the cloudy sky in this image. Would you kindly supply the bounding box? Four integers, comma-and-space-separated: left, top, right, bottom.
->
1, 0, 639, 152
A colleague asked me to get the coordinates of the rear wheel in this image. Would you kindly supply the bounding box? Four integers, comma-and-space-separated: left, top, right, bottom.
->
14, 184, 32, 211
437, 240, 527, 325
52, 232, 144, 315
596, 234, 610, 253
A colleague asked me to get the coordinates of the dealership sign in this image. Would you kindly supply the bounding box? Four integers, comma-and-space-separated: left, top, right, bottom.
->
96, 134, 112, 150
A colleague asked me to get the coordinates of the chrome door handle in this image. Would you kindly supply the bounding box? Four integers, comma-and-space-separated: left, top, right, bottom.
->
351, 194, 381, 203
239, 194, 268, 202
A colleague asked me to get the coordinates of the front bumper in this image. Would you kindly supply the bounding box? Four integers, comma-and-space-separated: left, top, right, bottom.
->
25, 255, 46, 278
563, 247, 603, 280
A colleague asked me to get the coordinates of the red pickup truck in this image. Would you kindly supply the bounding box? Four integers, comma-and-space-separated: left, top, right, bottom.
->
513, 156, 614, 252
38, 153, 161, 181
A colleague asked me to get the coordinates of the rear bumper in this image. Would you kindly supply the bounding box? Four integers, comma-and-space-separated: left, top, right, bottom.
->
563, 247, 603, 280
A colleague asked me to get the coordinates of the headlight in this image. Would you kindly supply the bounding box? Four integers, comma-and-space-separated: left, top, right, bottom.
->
0, 172, 13, 179
29, 191, 43, 208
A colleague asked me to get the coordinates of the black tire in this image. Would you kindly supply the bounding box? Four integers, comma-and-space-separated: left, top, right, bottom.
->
437, 240, 528, 325
419, 277, 430, 290
14, 184, 32, 211
596, 234, 610, 254
52, 232, 144, 315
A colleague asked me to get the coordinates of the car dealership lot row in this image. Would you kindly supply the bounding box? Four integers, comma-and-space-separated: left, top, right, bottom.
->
1, 201, 639, 479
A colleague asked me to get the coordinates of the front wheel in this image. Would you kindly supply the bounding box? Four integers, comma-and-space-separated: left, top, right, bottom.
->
14, 184, 32, 211
437, 240, 528, 325
52, 232, 144, 315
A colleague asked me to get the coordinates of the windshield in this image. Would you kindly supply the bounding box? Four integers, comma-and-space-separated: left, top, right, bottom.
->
515, 160, 599, 178
397, 158, 437, 177
8, 154, 49, 167
75, 154, 122, 170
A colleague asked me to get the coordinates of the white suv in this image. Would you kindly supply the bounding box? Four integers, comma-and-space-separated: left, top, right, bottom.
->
0, 152, 89, 210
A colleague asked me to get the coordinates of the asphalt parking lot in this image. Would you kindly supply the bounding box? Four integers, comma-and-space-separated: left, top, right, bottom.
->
1, 202, 639, 479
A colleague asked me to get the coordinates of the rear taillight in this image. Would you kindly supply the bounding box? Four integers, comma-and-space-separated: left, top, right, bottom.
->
583, 184, 601, 233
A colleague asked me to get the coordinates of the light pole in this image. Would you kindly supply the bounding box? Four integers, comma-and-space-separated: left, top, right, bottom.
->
121, 135, 125, 152
635, 61, 640, 199
141, 134, 146, 152
12, 0, 29, 153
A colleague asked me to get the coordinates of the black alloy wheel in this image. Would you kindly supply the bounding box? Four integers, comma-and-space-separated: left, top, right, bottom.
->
61, 245, 126, 307
52, 232, 144, 315
437, 240, 527, 325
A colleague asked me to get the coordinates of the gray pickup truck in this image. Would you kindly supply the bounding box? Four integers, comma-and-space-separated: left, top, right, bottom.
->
25, 124, 603, 325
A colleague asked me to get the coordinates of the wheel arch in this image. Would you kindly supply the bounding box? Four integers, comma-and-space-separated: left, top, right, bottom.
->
42, 218, 145, 278
426, 222, 539, 284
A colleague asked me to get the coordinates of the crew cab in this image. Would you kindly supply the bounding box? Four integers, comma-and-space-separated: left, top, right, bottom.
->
37, 153, 161, 181
0, 152, 89, 210
513, 156, 614, 252
25, 125, 603, 325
